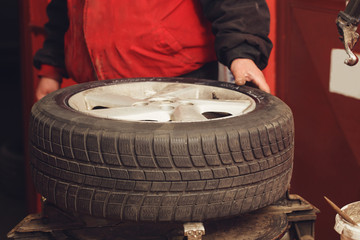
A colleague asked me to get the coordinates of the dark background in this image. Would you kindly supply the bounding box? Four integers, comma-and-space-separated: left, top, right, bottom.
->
0, 0, 27, 239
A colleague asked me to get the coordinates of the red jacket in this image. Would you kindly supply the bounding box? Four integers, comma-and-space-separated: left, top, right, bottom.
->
34, 0, 272, 83
66, 0, 216, 82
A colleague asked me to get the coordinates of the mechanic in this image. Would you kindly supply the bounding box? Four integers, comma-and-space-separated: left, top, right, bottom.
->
33, 0, 273, 100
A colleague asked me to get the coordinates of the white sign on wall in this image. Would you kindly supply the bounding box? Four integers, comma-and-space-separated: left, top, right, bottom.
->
329, 48, 360, 100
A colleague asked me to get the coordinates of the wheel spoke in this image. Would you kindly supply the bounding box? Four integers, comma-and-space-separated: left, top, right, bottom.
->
84, 94, 139, 110
180, 99, 253, 117
149, 84, 200, 100
85, 106, 172, 122
172, 105, 208, 122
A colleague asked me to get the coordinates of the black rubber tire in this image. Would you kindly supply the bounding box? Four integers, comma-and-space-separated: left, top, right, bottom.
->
29, 78, 294, 222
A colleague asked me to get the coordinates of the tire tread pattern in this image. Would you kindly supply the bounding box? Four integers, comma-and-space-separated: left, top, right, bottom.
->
29, 81, 294, 222
30, 110, 294, 222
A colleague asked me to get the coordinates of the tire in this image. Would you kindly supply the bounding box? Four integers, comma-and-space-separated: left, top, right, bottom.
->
29, 78, 294, 222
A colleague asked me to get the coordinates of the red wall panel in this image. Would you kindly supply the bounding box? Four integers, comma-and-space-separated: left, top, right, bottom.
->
20, 0, 49, 214
263, 0, 277, 95
277, 0, 360, 239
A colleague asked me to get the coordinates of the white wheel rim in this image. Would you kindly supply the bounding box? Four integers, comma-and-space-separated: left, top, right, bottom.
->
68, 82, 256, 122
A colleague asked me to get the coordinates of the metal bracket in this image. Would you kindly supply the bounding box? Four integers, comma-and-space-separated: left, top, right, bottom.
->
293, 221, 315, 240
337, 16, 359, 66
184, 222, 205, 240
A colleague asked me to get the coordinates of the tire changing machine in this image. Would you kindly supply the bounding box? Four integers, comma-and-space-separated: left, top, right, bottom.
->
8, 192, 318, 240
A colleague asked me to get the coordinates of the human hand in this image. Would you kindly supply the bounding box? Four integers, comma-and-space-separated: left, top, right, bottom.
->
35, 77, 61, 101
230, 58, 270, 93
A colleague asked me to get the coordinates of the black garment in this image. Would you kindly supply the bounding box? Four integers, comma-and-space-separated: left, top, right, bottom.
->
34, 0, 69, 72
180, 61, 218, 80
34, 0, 272, 75
200, 0, 273, 70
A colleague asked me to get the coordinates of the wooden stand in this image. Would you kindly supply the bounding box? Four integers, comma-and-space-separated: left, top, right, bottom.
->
8, 193, 319, 240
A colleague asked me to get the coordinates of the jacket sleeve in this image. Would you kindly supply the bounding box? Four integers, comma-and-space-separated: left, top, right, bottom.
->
200, 0, 273, 70
33, 0, 69, 79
